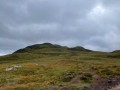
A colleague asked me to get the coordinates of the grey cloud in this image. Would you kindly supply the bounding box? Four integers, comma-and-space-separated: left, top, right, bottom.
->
0, 0, 120, 55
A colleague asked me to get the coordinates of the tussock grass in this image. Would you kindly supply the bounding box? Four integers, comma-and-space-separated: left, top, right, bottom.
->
0, 44, 120, 89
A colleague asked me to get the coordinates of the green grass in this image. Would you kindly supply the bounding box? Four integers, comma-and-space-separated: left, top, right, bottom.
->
0, 43, 120, 89
69, 83, 91, 89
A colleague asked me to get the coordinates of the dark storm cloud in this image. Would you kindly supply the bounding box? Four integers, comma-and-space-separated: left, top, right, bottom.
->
0, 0, 120, 55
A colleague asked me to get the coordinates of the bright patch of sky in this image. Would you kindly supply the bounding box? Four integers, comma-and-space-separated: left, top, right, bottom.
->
88, 4, 106, 20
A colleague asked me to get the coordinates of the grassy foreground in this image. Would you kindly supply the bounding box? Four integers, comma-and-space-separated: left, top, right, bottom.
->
0, 43, 120, 90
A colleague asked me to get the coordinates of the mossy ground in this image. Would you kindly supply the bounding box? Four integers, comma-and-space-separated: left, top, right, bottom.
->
0, 46, 120, 90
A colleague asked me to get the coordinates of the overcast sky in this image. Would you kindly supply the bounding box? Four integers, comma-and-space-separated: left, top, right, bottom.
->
0, 0, 120, 55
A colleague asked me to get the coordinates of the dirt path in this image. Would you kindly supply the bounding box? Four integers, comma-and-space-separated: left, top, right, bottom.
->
60, 75, 120, 90
109, 84, 120, 90
90, 75, 120, 90
60, 75, 81, 90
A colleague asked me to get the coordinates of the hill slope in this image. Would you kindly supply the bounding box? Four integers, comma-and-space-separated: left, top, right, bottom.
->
0, 43, 120, 90
14, 43, 91, 53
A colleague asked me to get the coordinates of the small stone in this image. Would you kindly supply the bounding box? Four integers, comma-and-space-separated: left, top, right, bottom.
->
14, 65, 22, 68
5, 67, 13, 71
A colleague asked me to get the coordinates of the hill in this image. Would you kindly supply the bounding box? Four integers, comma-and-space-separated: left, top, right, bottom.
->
14, 43, 91, 53
0, 43, 120, 90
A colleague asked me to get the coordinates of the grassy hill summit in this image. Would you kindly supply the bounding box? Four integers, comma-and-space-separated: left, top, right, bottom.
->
14, 43, 91, 53
0, 43, 120, 90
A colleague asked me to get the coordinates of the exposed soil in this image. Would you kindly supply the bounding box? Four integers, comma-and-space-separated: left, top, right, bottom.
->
60, 75, 120, 90
60, 75, 81, 90
90, 75, 120, 90
109, 84, 120, 90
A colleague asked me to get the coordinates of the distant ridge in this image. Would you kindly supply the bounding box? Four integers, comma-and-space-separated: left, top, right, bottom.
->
14, 43, 92, 53
112, 50, 120, 53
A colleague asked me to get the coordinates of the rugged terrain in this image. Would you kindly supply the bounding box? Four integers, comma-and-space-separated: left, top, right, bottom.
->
0, 43, 120, 90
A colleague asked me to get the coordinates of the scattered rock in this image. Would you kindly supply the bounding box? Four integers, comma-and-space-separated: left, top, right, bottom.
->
5, 65, 22, 71
14, 65, 22, 68
5, 67, 13, 71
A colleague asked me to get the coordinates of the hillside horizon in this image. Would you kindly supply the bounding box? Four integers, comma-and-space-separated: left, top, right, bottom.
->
0, 0, 120, 89
0, 43, 120, 90
14, 43, 92, 54
1, 43, 120, 56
